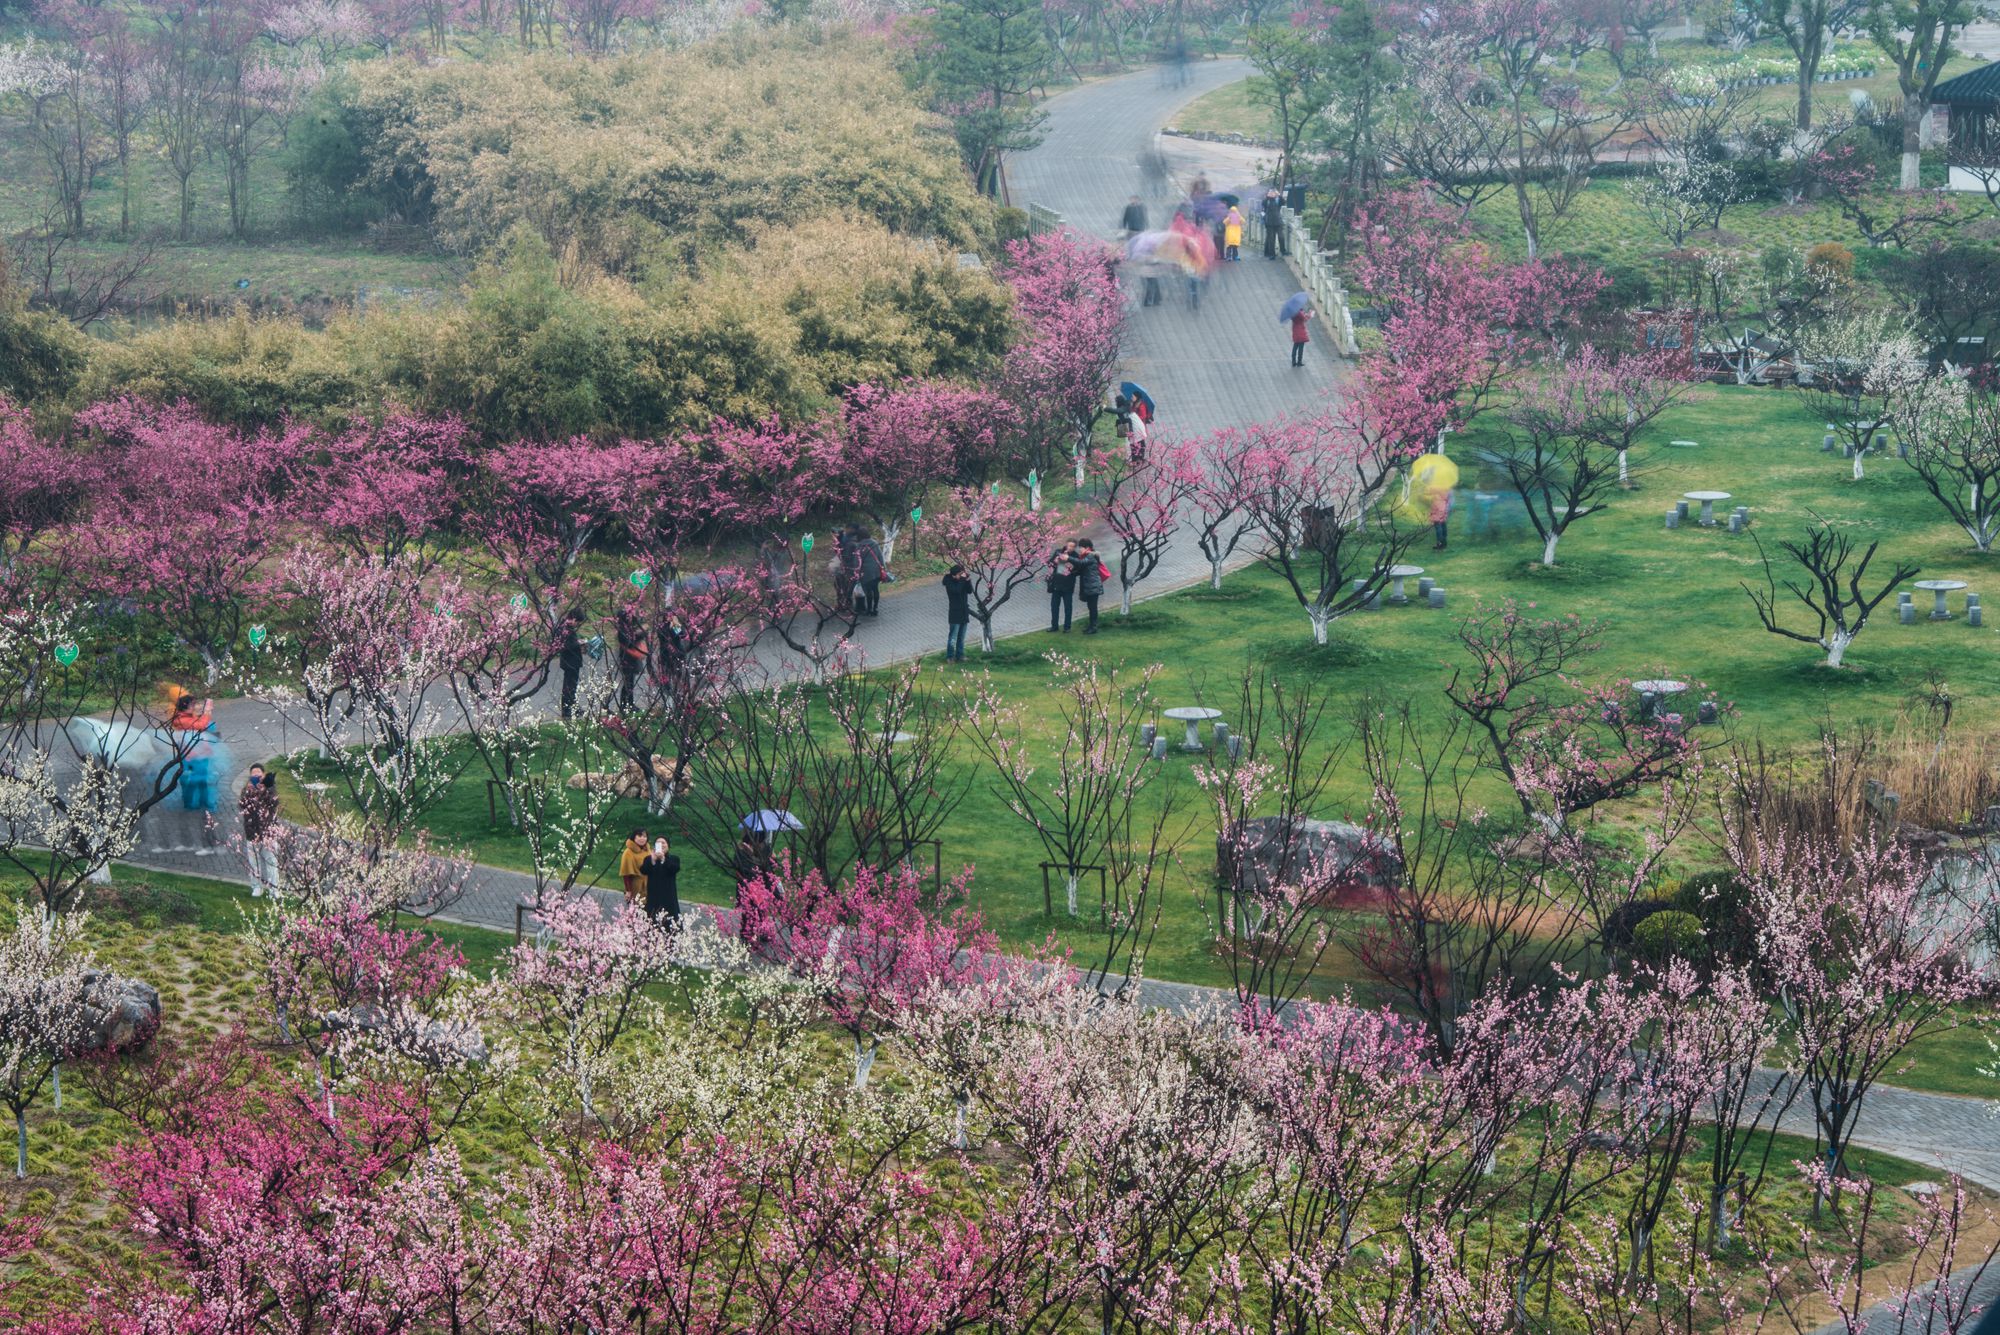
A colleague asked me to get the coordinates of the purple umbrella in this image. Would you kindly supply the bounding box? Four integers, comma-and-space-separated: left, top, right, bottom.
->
1280, 291, 1311, 323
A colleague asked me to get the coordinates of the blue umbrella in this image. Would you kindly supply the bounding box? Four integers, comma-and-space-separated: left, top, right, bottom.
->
741, 808, 804, 834
1280, 291, 1311, 323
1119, 381, 1155, 416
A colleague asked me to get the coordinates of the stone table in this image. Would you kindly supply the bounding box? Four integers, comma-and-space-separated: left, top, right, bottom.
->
1632, 679, 1688, 722
1913, 579, 1969, 621
874, 731, 917, 746
1386, 564, 1424, 605
1683, 491, 1731, 527
1161, 706, 1222, 752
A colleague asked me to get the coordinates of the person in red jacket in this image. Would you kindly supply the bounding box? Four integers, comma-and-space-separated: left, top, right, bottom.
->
1290, 306, 1314, 368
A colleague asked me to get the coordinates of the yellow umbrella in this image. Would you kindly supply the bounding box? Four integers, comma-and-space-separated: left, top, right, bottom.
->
1395, 453, 1460, 520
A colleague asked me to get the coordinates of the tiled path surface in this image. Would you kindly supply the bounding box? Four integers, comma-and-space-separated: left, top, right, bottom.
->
110, 63, 1999, 1203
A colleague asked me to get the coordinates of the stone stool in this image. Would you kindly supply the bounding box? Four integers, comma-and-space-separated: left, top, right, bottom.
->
1675, 500, 1690, 520
1968, 594, 1983, 628
1150, 735, 1168, 760
1417, 576, 1435, 598
1665, 509, 1680, 530
1140, 722, 1157, 748
1900, 600, 1917, 625
1427, 587, 1446, 609
1728, 512, 1745, 533
1697, 700, 1719, 725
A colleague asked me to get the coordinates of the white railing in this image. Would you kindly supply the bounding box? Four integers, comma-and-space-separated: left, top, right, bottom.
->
1260, 208, 1359, 357
1027, 203, 1065, 236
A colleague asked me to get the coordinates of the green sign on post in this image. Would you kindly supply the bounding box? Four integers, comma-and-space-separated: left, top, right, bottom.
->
910, 505, 922, 524
801, 533, 815, 555
247, 625, 268, 649
629, 568, 652, 590
53, 642, 80, 667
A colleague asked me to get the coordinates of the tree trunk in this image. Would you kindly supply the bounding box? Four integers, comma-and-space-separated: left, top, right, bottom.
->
14, 1109, 25, 1179
1209, 557, 1224, 590
1618, 449, 1630, 486
1900, 95, 1924, 192
1824, 628, 1853, 668
1064, 871, 1081, 916
952, 1091, 970, 1149
854, 1037, 876, 1088
1308, 608, 1330, 645
879, 517, 901, 565
1541, 530, 1561, 566
1119, 583, 1133, 614
1853, 450, 1866, 481
978, 618, 996, 652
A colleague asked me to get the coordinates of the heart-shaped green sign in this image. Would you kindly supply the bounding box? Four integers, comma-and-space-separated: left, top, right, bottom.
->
247, 624, 267, 649
801, 533, 815, 554
509, 593, 530, 611
434, 601, 454, 619
910, 506, 922, 523
1026, 470, 1039, 488
53, 642, 79, 667
629, 568, 652, 589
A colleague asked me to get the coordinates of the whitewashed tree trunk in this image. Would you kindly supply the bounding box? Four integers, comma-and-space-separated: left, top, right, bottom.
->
1208, 557, 1224, 590
1618, 449, 1630, 485
978, 619, 996, 652
1307, 607, 1330, 645
878, 517, 901, 565
1825, 628, 1854, 668
1119, 582, 1134, 614
1852, 449, 1866, 481
1025, 478, 1042, 511
1541, 530, 1562, 566
853, 1037, 876, 1088
1064, 871, 1081, 916
1074, 446, 1086, 490
952, 1092, 970, 1149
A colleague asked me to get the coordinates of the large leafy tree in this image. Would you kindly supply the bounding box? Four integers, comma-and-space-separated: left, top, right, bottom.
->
923, 0, 1051, 197
1863, 0, 1975, 190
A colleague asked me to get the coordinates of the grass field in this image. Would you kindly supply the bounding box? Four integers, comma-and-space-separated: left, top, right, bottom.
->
0, 109, 463, 311
265, 384, 1999, 1095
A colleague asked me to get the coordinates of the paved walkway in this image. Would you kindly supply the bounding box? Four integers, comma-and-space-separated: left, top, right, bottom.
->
102, 62, 2000, 1200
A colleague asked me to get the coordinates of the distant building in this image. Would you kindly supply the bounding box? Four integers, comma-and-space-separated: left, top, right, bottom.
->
1935, 64, 2000, 195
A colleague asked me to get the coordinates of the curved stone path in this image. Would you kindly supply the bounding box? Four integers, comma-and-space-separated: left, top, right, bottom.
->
106, 63, 1999, 1203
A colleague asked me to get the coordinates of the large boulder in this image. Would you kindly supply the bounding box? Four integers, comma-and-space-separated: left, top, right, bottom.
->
78, 970, 162, 1053
1217, 816, 1401, 908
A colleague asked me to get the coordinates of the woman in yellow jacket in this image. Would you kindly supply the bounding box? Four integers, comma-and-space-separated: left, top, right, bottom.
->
1223, 206, 1245, 261
618, 828, 649, 904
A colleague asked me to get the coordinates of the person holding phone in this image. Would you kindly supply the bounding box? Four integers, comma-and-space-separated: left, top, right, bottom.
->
643, 836, 682, 926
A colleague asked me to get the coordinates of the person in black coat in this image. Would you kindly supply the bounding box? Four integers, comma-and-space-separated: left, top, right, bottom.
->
1047, 542, 1077, 632
642, 837, 682, 926
1075, 538, 1107, 634
853, 527, 886, 615
556, 611, 585, 720
1261, 188, 1286, 259
1119, 196, 1147, 236
942, 564, 973, 661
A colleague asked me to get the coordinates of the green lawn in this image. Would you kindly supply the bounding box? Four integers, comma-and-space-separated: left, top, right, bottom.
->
1168, 75, 1279, 141
266, 385, 1999, 1098
0, 103, 462, 310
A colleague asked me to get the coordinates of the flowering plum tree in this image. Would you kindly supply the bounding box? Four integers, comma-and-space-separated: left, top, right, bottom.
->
740, 862, 998, 1087
926, 486, 1069, 652
0, 902, 93, 1178
81, 398, 304, 682
1095, 442, 1199, 614
498, 891, 678, 1119
1001, 232, 1124, 487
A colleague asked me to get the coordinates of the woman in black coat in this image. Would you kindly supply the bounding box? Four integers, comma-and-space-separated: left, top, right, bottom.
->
642, 837, 682, 926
